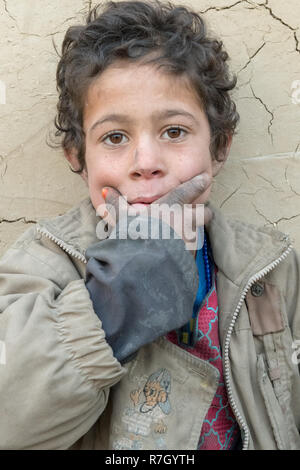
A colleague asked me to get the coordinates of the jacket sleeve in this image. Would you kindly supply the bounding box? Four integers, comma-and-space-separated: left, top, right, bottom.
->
0, 226, 126, 450
85, 215, 199, 364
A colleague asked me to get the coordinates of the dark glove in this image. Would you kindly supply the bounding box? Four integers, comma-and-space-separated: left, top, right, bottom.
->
85, 215, 199, 364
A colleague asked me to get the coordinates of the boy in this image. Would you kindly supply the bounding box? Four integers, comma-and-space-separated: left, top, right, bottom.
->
0, 0, 300, 450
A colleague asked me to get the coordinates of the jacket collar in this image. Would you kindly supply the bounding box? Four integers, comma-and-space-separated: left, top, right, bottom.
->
205, 200, 292, 285
37, 197, 292, 284
38, 198, 99, 258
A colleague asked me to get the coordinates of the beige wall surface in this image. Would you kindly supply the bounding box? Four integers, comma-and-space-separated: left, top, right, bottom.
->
0, 0, 299, 257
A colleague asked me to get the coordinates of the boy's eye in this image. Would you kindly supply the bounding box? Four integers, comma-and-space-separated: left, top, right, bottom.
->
162, 127, 187, 140
102, 132, 128, 146
101, 127, 187, 146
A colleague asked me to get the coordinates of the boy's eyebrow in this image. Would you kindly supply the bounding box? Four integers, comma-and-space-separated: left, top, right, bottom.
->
89, 113, 133, 133
89, 109, 199, 133
156, 109, 199, 125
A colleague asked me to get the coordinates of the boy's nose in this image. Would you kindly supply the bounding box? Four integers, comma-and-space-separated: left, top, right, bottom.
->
129, 144, 166, 179
130, 167, 163, 179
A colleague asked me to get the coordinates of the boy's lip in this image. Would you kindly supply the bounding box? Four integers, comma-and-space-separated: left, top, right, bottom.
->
129, 194, 164, 204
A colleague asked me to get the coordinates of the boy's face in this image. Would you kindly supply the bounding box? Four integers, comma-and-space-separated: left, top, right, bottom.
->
68, 62, 231, 210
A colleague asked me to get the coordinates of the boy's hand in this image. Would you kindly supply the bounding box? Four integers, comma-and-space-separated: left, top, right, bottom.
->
98, 172, 213, 250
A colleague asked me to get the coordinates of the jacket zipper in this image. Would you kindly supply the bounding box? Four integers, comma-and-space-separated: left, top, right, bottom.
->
36, 225, 87, 264
223, 241, 294, 450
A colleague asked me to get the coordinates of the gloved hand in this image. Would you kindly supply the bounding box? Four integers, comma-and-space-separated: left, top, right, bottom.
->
85, 173, 213, 364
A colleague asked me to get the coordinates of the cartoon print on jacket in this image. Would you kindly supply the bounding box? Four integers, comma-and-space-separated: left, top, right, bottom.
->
139, 368, 171, 416
114, 368, 172, 449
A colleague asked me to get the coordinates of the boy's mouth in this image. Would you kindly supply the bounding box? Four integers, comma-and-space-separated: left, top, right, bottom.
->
129, 195, 163, 206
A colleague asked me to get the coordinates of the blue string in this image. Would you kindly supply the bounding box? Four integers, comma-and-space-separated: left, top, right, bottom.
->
193, 231, 211, 314
177, 230, 211, 347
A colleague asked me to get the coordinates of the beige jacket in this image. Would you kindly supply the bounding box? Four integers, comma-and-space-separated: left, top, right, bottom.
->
0, 197, 299, 450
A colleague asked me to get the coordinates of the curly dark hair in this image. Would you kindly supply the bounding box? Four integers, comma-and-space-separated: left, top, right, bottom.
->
54, 0, 239, 173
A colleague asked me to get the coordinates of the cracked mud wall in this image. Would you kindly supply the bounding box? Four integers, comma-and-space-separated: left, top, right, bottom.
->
0, 0, 300, 257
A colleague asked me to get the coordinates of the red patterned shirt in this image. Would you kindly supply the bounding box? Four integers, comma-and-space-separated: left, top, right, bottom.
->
166, 265, 240, 450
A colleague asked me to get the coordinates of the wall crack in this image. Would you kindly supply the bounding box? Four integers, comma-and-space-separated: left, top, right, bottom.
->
285, 164, 300, 197
252, 203, 300, 227
238, 42, 266, 74
262, 1, 300, 55
220, 184, 242, 208
255, 173, 283, 192
252, 203, 273, 225
200, 0, 247, 14
250, 84, 274, 145
3, 0, 17, 24
263, 1, 297, 32
0, 217, 36, 224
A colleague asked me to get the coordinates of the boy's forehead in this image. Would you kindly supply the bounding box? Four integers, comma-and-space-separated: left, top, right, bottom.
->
84, 62, 203, 116
87, 62, 187, 94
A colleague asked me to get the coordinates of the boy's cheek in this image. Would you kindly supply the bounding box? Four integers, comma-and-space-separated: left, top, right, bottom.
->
87, 183, 105, 210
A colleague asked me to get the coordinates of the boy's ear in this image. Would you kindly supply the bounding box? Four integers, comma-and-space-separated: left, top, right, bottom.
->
64, 148, 88, 183
212, 134, 232, 177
